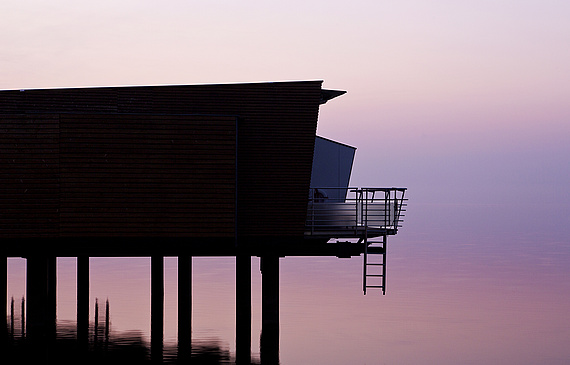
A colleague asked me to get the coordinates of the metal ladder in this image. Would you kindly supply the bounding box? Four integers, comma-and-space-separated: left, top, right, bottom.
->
363, 234, 387, 295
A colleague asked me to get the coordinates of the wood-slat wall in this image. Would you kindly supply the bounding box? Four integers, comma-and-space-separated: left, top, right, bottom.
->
0, 114, 60, 237
59, 114, 236, 237
0, 81, 323, 240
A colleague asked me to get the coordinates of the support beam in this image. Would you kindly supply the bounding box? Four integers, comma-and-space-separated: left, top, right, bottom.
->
235, 253, 251, 364
77, 256, 89, 346
177, 255, 192, 360
260, 255, 280, 364
151, 255, 164, 362
26, 256, 48, 340
47, 256, 57, 335
26, 256, 56, 360
1, 256, 6, 342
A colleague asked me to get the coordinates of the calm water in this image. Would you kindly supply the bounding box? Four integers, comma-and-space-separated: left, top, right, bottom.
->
6, 203, 570, 364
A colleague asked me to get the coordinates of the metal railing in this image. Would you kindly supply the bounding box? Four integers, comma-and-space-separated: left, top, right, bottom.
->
306, 187, 407, 237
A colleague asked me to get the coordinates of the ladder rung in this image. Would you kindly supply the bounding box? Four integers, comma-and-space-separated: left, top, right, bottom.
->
366, 247, 385, 254
363, 235, 387, 294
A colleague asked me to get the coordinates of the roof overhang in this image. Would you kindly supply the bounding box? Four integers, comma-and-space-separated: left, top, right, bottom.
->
320, 89, 346, 104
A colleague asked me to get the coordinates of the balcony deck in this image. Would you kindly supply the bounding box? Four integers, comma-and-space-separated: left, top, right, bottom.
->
304, 187, 407, 240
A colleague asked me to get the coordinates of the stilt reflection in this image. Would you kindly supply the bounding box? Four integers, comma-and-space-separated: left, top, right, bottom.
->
6, 319, 260, 364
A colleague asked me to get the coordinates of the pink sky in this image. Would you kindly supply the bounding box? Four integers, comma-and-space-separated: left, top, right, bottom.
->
3, 3, 570, 361
3, 0, 569, 267
2, 1, 568, 211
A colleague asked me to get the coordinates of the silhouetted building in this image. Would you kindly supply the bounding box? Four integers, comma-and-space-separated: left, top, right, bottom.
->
1, 81, 405, 259
2, 80, 406, 363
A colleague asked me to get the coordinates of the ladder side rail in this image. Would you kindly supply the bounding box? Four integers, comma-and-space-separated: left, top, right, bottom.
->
382, 234, 387, 295
362, 202, 366, 295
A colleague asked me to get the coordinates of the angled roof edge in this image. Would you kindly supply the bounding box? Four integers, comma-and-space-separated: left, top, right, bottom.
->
316, 135, 356, 150
1, 80, 325, 93
320, 89, 346, 104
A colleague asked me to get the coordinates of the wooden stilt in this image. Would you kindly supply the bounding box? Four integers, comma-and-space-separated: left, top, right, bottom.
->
178, 255, 192, 360
261, 255, 280, 365
26, 256, 50, 360
77, 256, 89, 347
151, 255, 164, 362
235, 253, 251, 364
1, 256, 6, 342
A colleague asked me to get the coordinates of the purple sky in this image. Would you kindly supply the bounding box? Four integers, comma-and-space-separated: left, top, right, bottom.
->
4, 4, 570, 362
3, 1, 570, 247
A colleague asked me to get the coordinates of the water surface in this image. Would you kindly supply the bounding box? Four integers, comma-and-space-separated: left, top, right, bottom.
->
6, 203, 570, 364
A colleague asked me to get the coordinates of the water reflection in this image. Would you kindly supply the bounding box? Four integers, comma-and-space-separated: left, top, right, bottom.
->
5, 287, 260, 364
6, 235, 570, 365
6, 319, 251, 364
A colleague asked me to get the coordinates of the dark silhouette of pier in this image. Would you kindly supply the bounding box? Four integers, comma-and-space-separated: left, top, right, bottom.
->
2, 81, 406, 363
4, 255, 289, 363
6, 303, 242, 364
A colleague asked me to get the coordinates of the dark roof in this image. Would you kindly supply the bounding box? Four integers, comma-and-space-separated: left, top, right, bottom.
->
320, 89, 346, 104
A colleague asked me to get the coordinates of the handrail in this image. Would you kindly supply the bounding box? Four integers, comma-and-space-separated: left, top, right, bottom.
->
306, 187, 407, 237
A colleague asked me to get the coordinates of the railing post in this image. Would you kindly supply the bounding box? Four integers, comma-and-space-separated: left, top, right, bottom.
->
385, 190, 389, 228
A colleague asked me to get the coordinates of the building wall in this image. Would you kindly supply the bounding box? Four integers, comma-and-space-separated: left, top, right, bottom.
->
0, 114, 60, 238
59, 114, 237, 238
0, 81, 323, 241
